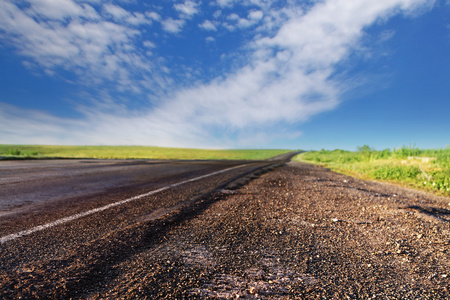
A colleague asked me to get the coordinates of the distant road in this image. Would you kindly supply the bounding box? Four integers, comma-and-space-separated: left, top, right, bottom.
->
0, 152, 297, 241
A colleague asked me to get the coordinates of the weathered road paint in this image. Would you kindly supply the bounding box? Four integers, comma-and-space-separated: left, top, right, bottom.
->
1, 164, 247, 244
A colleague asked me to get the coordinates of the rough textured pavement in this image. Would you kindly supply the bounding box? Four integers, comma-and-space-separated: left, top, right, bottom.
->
1, 161, 449, 299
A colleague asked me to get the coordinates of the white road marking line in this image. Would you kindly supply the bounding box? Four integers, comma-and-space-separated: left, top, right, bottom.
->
1, 164, 247, 244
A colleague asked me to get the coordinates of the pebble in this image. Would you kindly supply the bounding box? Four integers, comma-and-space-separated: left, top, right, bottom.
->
4, 161, 450, 299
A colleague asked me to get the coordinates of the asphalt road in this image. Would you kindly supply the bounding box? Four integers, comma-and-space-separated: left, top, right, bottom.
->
0, 153, 296, 242
1, 153, 449, 299
1, 153, 299, 299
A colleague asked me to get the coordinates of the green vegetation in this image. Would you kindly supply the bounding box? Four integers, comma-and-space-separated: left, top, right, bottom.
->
2, 148, 40, 158
295, 145, 450, 196
0, 145, 290, 161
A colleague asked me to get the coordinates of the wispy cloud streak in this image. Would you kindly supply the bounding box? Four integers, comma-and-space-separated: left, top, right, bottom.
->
0, 0, 435, 147
0, 0, 163, 93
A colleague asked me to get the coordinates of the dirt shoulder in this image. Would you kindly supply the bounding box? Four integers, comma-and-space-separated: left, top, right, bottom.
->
2, 162, 450, 298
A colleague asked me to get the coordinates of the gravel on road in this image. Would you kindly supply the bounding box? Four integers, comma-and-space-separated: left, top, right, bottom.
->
1, 161, 449, 299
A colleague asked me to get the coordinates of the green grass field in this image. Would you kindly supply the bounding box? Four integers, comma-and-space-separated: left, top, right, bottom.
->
0, 145, 291, 161
295, 146, 450, 197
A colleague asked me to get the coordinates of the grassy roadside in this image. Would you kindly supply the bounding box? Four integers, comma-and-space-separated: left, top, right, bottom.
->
0, 145, 291, 161
294, 146, 450, 197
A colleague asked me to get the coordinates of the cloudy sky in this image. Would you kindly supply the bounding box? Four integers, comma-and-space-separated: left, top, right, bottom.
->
0, 0, 449, 150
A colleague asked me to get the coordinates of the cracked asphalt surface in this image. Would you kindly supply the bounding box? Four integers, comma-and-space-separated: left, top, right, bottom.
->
1, 159, 449, 299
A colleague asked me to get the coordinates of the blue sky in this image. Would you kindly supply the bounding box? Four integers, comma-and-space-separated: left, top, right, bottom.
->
0, 0, 449, 150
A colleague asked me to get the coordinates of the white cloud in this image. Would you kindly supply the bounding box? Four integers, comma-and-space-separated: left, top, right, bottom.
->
0, 103, 87, 145
174, 1, 200, 19
248, 10, 263, 20
26, 0, 85, 19
139, 0, 437, 146
225, 11, 263, 29
103, 4, 155, 26
0, 0, 437, 148
126, 12, 152, 25
227, 13, 240, 21
216, 0, 235, 8
379, 29, 396, 42
199, 20, 217, 31
146, 11, 161, 21
143, 40, 156, 48
237, 18, 255, 28
0, 102, 217, 148
162, 18, 186, 33
103, 4, 129, 20
402, 0, 435, 16
215, 0, 275, 11
0, 0, 161, 93
222, 23, 236, 31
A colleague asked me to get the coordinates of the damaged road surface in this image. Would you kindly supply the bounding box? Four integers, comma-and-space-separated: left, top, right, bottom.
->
1, 157, 449, 298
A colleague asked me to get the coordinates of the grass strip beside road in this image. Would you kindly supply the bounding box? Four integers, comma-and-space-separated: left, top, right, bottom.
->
294, 146, 450, 197
0, 145, 291, 161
